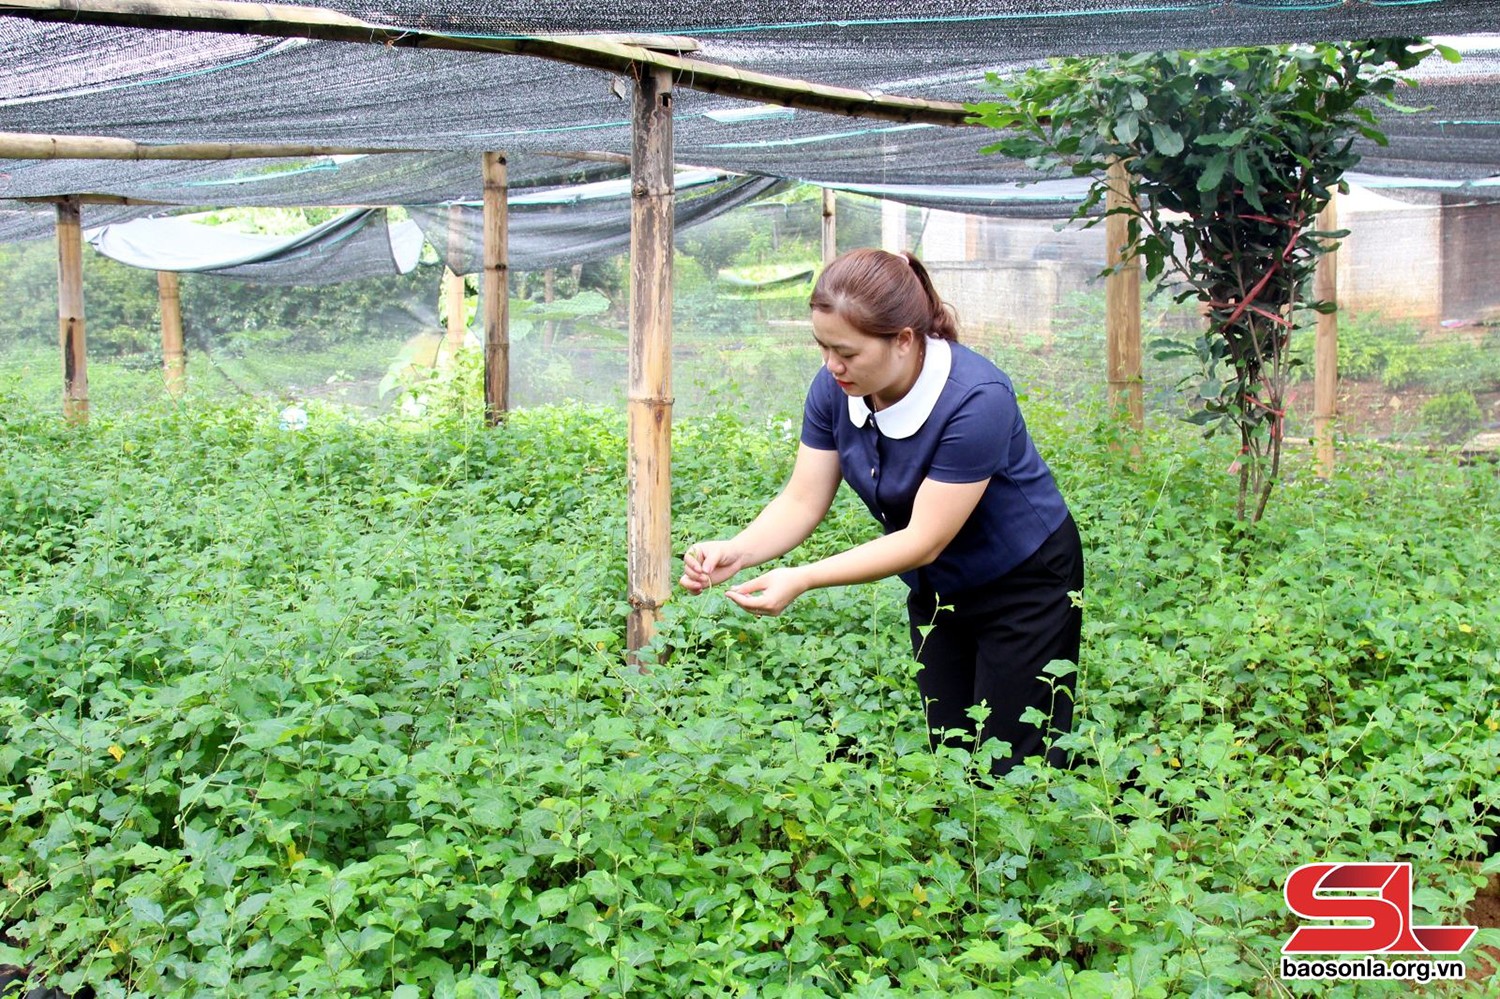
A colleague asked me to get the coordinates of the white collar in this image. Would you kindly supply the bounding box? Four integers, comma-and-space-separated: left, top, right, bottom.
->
846, 337, 952, 440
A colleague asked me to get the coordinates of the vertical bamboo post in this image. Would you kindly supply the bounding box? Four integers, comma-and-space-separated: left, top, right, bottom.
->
542, 267, 556, 347
1105, 158, 1143, 430
482, 152, 509, 424
444, 269, 466, 349
56, 197, 88, 424
881, 198, 907, 254
444, 203, 467, 352
821, 187, 837, 266
158, 270, 185, 396
1313, 194, 1340, 478
626, 65, 675, 655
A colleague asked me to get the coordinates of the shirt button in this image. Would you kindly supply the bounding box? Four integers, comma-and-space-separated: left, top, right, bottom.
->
870, 466, 877, 478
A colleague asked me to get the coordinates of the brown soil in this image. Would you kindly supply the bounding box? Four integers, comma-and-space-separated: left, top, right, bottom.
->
1463, 871, 1500, 989
1282, 378, 1500, 442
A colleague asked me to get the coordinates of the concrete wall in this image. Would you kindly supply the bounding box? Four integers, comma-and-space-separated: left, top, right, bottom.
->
1442, 196, 1500, 323
927, 259, 1108, 346
1336, 187, 1444, 325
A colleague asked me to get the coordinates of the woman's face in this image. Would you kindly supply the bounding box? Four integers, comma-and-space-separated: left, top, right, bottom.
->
810, 308, 918, 406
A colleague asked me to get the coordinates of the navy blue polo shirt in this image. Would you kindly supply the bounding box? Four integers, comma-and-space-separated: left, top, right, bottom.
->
801, 338, 1069, 595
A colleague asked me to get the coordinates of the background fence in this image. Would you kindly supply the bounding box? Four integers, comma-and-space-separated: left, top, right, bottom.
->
1, 184, 1496, 443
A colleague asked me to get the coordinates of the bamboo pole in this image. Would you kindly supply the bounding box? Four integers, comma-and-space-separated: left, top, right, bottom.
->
881, 199, 906, 254
0, 131, 423, 160
158, 270, 185, 396
626, 65, 675, 655
443, 204, 467, 353
19, 194, 170, 206
542, 267, 556, 348
0, 1, 975, 127
444, 269, 466, 350
482, 152, 508, 424
1105, 157, 1143, 429
1313, 195, 1340, 478
55, 197, 88, 423
821, 187, 837, 266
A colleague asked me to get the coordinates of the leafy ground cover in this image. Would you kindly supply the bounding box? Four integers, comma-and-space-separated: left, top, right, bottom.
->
0, 384, 1497, 997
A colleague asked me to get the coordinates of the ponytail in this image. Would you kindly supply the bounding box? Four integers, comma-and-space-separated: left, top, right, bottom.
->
900, 252, 960, 343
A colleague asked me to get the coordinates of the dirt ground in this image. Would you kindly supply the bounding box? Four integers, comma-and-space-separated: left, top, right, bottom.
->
1460, 870, 1500, 989
1282, 379, 1500, 443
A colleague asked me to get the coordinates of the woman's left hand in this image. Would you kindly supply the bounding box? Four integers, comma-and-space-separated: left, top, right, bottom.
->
726, 567, 808, 617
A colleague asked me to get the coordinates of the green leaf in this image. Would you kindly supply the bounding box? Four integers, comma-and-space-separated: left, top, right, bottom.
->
128, 896, 165, 926
1232, 149, 1254, 186
1195, 127, 1251, 148
1148, 123, 1185, 157
1375, 95, 1435, 114
1196, 152, 1229, 193
535, 887, 570, 919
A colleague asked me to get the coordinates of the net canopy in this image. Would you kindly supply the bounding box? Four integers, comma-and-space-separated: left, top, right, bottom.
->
0, 151, 627, 208
85, 207, 423, 284
0, 1, 1495, 220
409, 171, 785, 275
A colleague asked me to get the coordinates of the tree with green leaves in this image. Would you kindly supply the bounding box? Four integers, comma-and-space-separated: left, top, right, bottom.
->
970, 39, 1455, 521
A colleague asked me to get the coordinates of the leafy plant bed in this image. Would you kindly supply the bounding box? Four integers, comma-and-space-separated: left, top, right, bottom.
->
0, 396, 1496, 997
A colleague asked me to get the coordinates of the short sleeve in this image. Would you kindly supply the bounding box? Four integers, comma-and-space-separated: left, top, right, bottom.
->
800, 369, 837, 451
926, 382, 1018, 483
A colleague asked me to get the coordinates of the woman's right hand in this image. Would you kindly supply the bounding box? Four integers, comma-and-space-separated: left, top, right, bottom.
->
680, 541, 744, 594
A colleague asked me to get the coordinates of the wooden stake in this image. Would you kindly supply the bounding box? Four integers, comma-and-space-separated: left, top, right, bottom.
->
443, 269, 466, 351
444, 203, 467, 352
56, 197, 88, 423
626, 66, 675, 656
881, 199, 907, 254
821, 187, 837, 266
158, 270, 185, 396
1105, 157, 1143, 430
542, 267, 556, 348
1313, 195, 1340, 478
482, 152, 509, 424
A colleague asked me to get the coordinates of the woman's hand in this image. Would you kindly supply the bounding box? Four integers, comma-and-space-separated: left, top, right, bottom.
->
726, 567, 809, 617
679, 541, 745, 594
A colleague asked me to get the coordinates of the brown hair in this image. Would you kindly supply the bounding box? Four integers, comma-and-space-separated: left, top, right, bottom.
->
809, 248, 959, 343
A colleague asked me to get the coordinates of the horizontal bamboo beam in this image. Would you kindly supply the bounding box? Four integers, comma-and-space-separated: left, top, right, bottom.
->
0, 131, 423, 160
535, 149, 633, 166
0, 0, 976, 127
583, 34, 699, 54
14, 193, 171, 205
